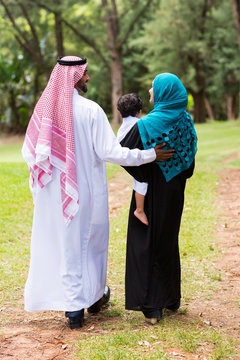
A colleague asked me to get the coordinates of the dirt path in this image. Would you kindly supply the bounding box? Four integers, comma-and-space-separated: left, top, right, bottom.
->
0, 168, 239, 360
0, 135, 25, 145
187, 168, 240, 354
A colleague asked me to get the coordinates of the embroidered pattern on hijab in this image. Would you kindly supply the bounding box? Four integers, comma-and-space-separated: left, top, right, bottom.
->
138, 73, 197, 182
22, 56, 88, 225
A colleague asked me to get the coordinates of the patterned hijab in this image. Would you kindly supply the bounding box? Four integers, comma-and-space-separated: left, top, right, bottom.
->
22, 56, 88, 225
138, 73, 197, 182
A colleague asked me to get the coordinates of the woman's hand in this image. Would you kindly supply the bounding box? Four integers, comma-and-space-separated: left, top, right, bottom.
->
154, 143, 174, 162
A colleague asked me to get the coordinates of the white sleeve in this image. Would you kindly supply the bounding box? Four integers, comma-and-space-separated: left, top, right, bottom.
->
133, 179, 148, 196
92, 106, 156, 166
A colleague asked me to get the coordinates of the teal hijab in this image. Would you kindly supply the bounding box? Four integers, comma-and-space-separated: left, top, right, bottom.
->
138, 73, 197, 182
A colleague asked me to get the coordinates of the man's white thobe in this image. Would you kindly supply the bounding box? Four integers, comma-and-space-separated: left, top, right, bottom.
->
24, 89, 155, 312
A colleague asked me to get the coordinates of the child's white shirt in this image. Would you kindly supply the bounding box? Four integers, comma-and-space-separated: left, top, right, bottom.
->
117, 116, 139, 142
117, 116, 148, 196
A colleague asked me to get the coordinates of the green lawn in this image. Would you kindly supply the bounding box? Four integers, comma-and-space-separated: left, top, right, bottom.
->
0, 120, 239, 359
0, 142, 25, 163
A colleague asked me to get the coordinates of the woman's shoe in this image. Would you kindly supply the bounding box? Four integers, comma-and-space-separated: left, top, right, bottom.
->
145, 317, 158, 325
143, 308, 162, 325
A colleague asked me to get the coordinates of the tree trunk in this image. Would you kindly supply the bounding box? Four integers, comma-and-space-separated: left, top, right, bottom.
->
192, 70, 206, 123
33, 67, 40, 104
54, 12, 64, 56
110, 48, 123, 125
225, 95, 235, 120
102, 0, 122, 124
232, 94, 237, 119
232, 0, 240, 51
53, 0, 64, 57
204, 97, 215, 120
192, 90, 206, 123
9, 89, 20, 132
238, 90, 240, 119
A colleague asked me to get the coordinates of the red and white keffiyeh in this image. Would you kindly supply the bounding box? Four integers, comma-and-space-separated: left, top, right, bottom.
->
22, 56, 88, 225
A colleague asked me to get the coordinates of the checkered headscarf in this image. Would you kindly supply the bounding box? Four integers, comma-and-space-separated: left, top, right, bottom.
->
22, 56, 88, 225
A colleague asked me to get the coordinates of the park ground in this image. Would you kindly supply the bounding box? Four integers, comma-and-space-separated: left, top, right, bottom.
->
0, 121, 240, 359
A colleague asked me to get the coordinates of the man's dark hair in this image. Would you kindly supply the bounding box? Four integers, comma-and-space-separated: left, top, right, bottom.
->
117, 93, 143, 118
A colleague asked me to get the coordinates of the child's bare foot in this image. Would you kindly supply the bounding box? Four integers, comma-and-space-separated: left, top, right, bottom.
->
134, 209, 149, 226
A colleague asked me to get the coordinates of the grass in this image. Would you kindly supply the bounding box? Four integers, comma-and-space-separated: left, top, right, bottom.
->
0, 120, 240, 359
0, 162, 32, 306
75, 321, 236, 359
0, 142, 25, 163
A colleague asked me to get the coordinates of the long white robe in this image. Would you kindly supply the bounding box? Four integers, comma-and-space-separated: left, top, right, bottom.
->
24, 89, 156, 312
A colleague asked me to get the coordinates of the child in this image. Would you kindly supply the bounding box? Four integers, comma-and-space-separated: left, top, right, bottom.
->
117, 93, 149, 226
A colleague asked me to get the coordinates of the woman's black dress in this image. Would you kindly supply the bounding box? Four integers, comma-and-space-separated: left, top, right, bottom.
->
120, 123, 194, 311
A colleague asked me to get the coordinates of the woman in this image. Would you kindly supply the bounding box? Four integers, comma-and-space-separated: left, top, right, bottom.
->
120, 73, 197, 324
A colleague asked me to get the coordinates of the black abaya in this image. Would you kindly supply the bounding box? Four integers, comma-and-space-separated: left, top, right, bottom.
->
121, 123, 194, 311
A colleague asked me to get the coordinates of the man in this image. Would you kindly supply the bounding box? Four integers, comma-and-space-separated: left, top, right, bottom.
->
22, 56, 173, 329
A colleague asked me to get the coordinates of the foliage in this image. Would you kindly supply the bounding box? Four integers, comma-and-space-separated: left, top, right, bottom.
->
131, 0, 240, 121
0, 0, 239, 132
0, 54, 35, 132
0, 0, 158, 128
0, 1, 60, 132
203, 0, 240, 120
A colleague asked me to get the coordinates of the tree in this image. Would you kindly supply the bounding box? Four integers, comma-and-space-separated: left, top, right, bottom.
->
231, 0, 240, 119
0, 0, 64, 132
0, 0, 157, 124
1, 0, 239, 131
232, 0, 240, 51
131, 0, 222, 123
0, 53, 34, 132
0, 0, 51, 78
206, 0, 240, 120
131, 0, 240, 122
100, 0, 154, 123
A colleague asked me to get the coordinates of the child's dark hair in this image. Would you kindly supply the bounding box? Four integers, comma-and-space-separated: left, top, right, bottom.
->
117, 93, 143, 118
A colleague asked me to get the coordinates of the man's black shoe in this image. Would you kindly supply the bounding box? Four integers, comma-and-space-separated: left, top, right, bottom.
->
68, 317, 84, 329
87, 286, 110, 314
65, 309, 84, 329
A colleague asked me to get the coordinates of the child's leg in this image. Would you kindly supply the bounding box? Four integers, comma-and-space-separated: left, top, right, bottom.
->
134, 192, 149, 226
133, 179, 149, 226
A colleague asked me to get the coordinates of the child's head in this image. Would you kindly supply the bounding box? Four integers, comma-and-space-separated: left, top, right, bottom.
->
117, 93, 142, 118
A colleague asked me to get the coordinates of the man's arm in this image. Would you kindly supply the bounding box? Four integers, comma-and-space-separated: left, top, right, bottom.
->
92, 106, 173, 166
